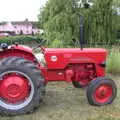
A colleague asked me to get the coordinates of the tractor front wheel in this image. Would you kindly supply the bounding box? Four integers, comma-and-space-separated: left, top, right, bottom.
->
86, 77, 117, 106
0, 57, 45, 116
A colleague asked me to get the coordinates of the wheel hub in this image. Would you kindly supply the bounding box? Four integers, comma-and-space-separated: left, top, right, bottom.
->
7, 84, 21, 98
94, 84, 113, 103
0, 74, 30, 103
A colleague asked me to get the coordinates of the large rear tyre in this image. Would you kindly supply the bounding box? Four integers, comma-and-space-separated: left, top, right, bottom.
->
86, 77, 117, 106
0, 57, 45, 116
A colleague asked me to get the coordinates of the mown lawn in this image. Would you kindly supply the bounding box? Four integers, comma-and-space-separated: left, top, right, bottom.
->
0, 75, 120, 120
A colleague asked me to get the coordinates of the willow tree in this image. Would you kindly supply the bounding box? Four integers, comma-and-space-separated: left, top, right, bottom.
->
113, 0, 120, 39
38, 0, 80, 47
88, 0, 114, 44
38, 0, 115, 47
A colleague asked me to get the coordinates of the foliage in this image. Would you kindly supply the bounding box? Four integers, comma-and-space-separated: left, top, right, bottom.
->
87, 0, 114, 43
50, 39, 64, 48
38, 0, 80, 47
113, 0, 120, 6
107, 48, 120, 74
38, 0, 119, 47
0, 35, 43, 45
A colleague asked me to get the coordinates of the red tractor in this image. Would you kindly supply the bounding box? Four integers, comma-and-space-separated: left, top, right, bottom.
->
0, 42, 117, 115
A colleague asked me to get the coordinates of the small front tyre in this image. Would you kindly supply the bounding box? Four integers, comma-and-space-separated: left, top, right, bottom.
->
86, 77, 117, 106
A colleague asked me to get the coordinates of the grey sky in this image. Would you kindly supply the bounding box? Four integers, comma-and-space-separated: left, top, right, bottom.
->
0, 0, 47, 22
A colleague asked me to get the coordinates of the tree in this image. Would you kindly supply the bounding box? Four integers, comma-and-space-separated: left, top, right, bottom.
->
87, 0, 114, 44
38, 0, 115, 47
38, 0, 80, 47
112, 0, 120, 39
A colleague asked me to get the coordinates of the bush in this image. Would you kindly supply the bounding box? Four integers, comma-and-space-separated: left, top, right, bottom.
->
107, 50, 120, 74
0, 35, 43, 45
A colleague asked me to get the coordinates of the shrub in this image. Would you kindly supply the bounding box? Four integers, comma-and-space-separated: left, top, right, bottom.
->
107, 50, 120, 74
0, 35, 43, 45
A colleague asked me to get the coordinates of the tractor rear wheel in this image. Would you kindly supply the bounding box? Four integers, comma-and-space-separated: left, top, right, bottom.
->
86, 77, 117, 106
0, 57, 45, 116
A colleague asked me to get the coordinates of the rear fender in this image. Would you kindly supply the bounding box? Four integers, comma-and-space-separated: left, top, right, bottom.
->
0, 45, 36, 62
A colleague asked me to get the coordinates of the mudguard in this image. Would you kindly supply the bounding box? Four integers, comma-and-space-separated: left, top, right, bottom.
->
0, 45, 36, 62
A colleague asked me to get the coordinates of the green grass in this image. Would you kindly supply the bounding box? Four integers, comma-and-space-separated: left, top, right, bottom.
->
0, 75, 119, 120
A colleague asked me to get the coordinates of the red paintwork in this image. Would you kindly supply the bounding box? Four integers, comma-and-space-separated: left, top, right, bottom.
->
65, 69, 74, 82
13, 45, 32, 53
0, 45, 107, 86
44, 48, 106, 69
94, 84, 113, 103
0, 44, 108, 104
71, 63, 96, 86
40, 48, 107, 84
0, 45, 36, 62
0, 73, 30, 103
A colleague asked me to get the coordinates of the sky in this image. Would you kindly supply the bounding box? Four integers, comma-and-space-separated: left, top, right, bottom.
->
0, 0, 47, 22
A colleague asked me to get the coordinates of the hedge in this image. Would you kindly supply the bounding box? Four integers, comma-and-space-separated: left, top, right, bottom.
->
0, 35, 43, 45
